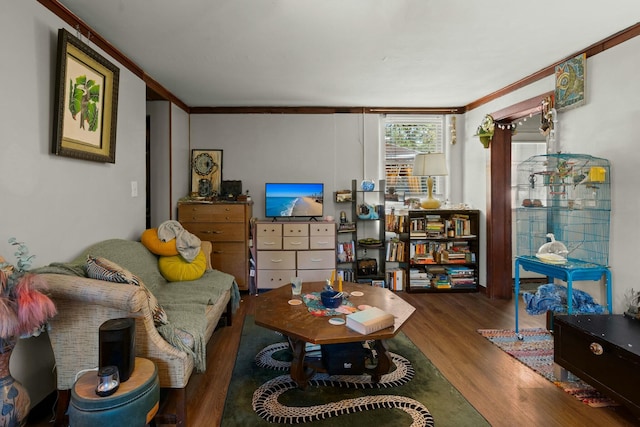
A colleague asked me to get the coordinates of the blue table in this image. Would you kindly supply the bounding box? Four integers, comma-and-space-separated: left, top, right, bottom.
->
514, 255, 612, 334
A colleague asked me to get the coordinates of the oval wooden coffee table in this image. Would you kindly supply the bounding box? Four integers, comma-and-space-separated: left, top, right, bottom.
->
254, 281, 416, 389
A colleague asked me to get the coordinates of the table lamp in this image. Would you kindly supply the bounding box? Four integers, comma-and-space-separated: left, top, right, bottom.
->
412, 153, 448, 209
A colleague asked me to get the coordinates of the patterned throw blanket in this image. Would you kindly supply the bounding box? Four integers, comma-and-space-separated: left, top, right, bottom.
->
34, 239, 240, 373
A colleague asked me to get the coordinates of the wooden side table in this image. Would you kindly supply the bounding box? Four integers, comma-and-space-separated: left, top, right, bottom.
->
69, 357, 159, 427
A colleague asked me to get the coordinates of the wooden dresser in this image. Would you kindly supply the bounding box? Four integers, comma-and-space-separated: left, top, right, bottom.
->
178, 201, 253, 291
254, 220, 335, 290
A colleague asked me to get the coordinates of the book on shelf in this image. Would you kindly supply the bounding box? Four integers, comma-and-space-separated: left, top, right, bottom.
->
385, 239, 406, 262
337, 268, 355, 282
391, 268, 404, 291
386, 213, 408, 233
346, 307, 395, 335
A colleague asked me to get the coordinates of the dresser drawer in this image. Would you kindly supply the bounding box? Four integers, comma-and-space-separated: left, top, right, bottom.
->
257, 269, 295, 290
309, 235, 335, 250
310, 223, 335, 236
181, 222, 244, 242
256, 223, 282, 238
256, 236, 282, 250
178, 204, 245, 222
210, 242, 247, 289
283, 223, 308, 236
257, 251, 296, 270
297, 250, 335, 270
283, 236, 309, 250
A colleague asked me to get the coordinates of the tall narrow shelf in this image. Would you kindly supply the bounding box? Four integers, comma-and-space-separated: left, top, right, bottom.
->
385, 208, 409, 291
352, 179, 386, 285
406, 209, 480, 293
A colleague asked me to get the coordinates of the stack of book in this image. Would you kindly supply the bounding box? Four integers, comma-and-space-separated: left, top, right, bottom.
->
446, 266, 476, 288
432, 273, 451, 289
425, 215, 445, 238
441, 250, 467, 264
409, 268, 431, 289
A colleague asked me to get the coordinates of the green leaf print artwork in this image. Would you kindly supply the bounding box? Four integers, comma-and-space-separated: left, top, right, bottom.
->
68, 75, 100, 132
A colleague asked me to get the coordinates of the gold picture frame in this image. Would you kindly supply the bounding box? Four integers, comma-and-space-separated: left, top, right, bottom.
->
190, 149, 223, 197
52, 29, 120, 163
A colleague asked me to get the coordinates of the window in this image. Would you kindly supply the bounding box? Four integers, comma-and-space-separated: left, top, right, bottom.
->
384, 115, 446, 197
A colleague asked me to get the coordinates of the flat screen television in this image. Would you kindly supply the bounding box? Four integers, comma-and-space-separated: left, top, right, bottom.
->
265, 183, 324, 218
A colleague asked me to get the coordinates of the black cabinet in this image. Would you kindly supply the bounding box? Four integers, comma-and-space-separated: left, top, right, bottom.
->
554, 314, 640, 416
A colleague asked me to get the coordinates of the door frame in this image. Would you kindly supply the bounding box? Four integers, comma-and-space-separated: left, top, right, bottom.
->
486, 91, 553, 299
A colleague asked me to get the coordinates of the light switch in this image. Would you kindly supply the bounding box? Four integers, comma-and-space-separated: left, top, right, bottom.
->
131, 181, 138, 197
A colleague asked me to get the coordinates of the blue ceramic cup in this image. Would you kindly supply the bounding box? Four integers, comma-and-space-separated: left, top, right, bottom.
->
321, 290, 342, 308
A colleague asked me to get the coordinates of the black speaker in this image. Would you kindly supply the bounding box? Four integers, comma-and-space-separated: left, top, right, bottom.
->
99, 318, 136, 382
220, 180, 242, 200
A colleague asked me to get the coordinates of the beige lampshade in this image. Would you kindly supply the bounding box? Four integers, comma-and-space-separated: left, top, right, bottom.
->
412, 153, 448, 177
412, 153, 448, 209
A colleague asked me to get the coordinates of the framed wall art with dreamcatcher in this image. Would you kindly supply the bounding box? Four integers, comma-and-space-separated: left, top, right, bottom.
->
190, 149, 222, 198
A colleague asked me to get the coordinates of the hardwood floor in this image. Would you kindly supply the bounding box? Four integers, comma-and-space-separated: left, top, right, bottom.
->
28, 290, 639, 426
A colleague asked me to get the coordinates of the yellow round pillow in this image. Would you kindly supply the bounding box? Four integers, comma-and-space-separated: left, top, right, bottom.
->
158, 250, 207, 282
141, 228, 179, 256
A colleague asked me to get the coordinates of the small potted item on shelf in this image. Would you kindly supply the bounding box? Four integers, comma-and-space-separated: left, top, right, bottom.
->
357, 204, 379, 220
360, 180, 375, 192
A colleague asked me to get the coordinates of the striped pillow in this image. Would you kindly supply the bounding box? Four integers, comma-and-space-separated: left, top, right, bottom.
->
86, 256, 169, 326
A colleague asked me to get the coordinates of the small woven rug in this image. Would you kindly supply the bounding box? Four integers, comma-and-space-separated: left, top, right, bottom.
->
477, 328, 618, 408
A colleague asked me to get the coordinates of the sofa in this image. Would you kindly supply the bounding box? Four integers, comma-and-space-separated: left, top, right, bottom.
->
38, 238, 239, 427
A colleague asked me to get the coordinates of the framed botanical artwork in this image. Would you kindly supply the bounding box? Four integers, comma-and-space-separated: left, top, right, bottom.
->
190, 149, 223, 197
52, 28, 120, 163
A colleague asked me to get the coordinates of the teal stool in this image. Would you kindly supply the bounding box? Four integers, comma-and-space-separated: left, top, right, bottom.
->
69, 358, 159, 427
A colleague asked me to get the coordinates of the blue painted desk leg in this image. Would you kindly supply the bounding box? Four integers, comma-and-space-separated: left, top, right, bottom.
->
567, 274, 574, 315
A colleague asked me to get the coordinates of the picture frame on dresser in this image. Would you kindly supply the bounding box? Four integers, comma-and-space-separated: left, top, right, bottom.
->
190, 149, 222, 197
51, 28, 120, 163
335, 190, 352, 202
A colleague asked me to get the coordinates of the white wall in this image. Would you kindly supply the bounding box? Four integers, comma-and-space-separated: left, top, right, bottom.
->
171, 104, 191, 217
462, 36, 640, 313
189, 114, 378, 221
1, 2, 147, 406
147, 101, 171, 226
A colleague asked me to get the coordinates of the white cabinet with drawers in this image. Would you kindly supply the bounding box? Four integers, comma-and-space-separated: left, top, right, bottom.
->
254, 221, 336, 290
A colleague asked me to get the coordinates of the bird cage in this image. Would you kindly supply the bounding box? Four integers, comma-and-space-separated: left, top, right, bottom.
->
515, 153, 611, 266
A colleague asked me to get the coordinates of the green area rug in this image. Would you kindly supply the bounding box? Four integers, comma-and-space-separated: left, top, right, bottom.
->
221, 316, 488, 426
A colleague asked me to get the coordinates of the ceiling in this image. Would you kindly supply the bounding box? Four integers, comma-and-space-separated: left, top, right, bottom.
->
56, 0, 640, 108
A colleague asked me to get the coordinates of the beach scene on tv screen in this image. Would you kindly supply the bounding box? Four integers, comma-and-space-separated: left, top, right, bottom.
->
265, 183, 323, 217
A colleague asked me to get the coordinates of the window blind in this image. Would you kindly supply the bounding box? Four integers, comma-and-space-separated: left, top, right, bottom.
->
384, 115, 446, 196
